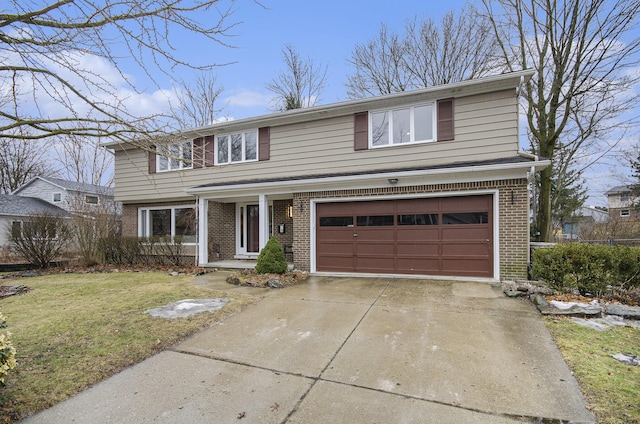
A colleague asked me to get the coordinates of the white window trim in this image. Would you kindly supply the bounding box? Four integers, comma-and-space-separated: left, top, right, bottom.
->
85, 194, 99, 205
369, 103, 436, 148
138, 205, 197, 244
157, 140, 193, 172
620, 209, 631, 217
52, 192, 62, 203
215, 130, 259, 165
235, 202, 273, 257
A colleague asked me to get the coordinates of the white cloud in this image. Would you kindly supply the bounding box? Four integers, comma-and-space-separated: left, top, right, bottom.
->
224, 89, 272, 108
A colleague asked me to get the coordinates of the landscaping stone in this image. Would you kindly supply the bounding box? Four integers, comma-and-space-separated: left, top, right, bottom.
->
0, 284, 30, 299
604, 304, 640, 320
504, 289, 524, 297
539, 305, 602, 318
531, 294, 549, 309
267, 279, 283, 289
611, 353, 640, 366
21, 272, 39, 277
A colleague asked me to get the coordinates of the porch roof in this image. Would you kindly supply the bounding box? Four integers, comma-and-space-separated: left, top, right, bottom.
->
185, 154, 549, 200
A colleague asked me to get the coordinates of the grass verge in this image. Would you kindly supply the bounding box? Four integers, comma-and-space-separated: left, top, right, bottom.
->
544, 316, 640, 423
0, 272, 254, 423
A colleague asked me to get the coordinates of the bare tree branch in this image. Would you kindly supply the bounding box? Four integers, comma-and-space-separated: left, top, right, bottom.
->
482, 0, 640, 241
266, 44, 328, 111
0, 0, 242, 146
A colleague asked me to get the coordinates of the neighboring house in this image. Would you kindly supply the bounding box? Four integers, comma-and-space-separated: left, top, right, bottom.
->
105, 70, 549, 281
0, 194, 72, 247
11, 176, 119, 215
561, 206, 609, 239
605, 185, 640, 220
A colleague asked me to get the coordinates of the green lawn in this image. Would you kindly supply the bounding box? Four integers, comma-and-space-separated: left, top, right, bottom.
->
0, 272, 253, 423
544, 316, 640, 424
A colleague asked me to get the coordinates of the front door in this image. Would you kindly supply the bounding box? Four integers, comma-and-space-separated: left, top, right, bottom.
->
237, 203, 273, 256
247, 205, 260, 253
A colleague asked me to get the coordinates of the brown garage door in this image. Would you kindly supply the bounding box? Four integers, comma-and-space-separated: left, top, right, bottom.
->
316, 195, 493, 277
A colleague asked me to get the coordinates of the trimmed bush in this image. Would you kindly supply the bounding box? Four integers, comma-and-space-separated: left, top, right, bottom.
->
0, 310, 17, 387
255, 237, 288, 274
531, 243, 640, 296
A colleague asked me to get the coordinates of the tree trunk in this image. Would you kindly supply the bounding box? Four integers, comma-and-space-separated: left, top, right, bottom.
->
537, 166, 553, 241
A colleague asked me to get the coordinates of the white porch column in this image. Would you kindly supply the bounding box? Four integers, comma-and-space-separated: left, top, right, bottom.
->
197, 197, 208, 265
258, 194, 269, 251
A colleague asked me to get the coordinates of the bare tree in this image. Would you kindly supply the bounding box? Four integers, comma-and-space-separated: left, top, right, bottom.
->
55, 135, 113, 186
9, 213, 73, 268
0, 136, 57, 193
346, 24, 411, 98
346, 5, 499, 98
482, 0, 640, 241
0, 0, 241, 146
266, 44, 328, 111
404, 5, 498, 87
170, 73, 225, 129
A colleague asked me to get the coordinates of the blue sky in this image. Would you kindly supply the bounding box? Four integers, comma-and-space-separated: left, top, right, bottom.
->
191, 0, 460, 118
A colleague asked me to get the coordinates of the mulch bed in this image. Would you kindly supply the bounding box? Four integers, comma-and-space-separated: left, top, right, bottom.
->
226, 270, 309, 288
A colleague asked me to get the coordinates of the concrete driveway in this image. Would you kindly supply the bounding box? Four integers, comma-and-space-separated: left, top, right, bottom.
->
21, 276, 595, 423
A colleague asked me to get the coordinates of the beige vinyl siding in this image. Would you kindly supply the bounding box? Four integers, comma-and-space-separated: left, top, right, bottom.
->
113, 89, 519, 202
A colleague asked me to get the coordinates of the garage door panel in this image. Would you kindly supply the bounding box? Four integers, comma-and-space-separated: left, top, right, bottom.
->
356, 243, 395, 256
396, 258, 441, 273
396, 228, 439, 241
317, 242, 354, 255
441, 227, 490, 240
441, 258, 492, 276
396, 243, 439, 256
316, 195, 493, 277
355, 257, 397, 273
355, 228, 395, 241
316, 257, 354, 272
441, 243, 490, 256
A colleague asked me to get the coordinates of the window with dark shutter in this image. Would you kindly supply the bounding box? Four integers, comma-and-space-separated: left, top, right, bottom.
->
354, 112, 368, 151
192, 138, 204, 169
148, 145, 156, 174
437, 98, 454, 141
258, 127, 270, 161
204, 135, 215, 167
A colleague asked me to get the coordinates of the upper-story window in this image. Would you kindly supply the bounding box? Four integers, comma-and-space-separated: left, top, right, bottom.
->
216, 130, 258, 165
52, 192, 62, 203
620, 194, 630, 203
157, 141, 192, 172
370, 103, 434, 148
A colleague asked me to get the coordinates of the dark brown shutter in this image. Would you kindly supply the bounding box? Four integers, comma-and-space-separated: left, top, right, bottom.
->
437, 98, 454, 141
259, 127, 270, 161
192, 138, 204, 169
354, 112, 368, 151
204, 135, 215, 167
148, 145, 156, 174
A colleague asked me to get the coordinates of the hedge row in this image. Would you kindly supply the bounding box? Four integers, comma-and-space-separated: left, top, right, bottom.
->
97, 236, 187, 267
531, 243, 640, 296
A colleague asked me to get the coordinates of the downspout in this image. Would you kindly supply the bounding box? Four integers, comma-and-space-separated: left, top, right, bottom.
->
195, 196, 199, 267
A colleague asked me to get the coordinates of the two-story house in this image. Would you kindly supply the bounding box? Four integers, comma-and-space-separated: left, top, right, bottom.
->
12, 176, 118, 215
106, 70, 549, 281
605, 185, 639, 220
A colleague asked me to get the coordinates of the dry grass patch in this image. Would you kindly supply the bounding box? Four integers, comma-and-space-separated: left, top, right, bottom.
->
0, 272, 254, 423
544, 316, 640, 423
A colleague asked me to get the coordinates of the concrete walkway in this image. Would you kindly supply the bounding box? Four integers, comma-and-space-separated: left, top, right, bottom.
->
21, 276, 595, 423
